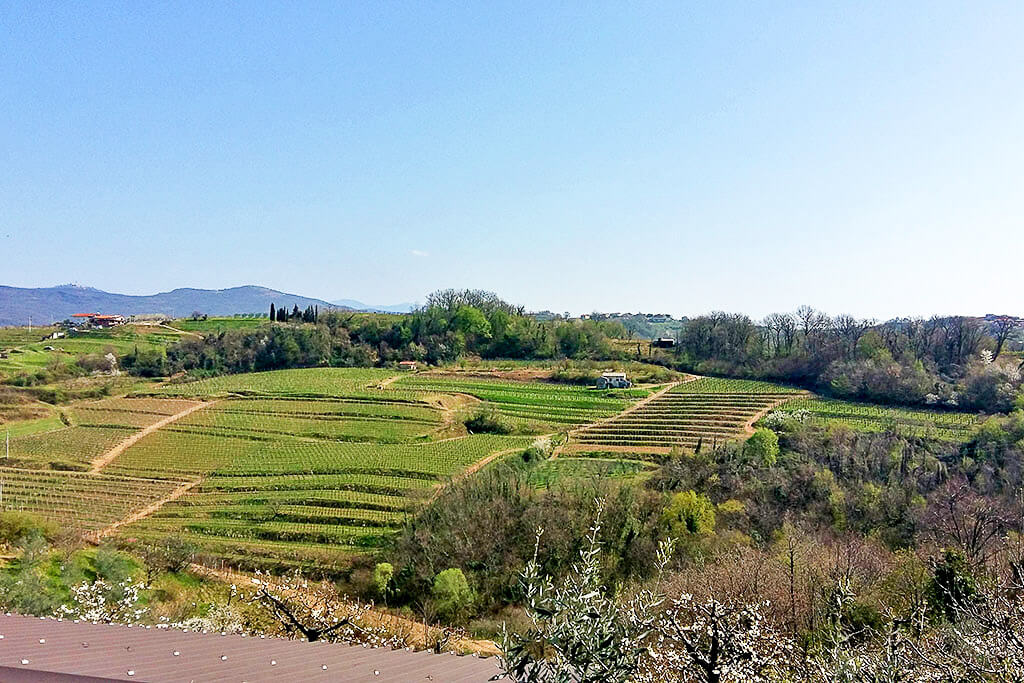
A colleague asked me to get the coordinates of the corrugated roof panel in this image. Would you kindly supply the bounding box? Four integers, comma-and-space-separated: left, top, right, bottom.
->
0, 615, 504, 682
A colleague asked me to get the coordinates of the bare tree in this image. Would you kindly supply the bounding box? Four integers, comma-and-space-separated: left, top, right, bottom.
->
832, 315, 873, 360
796, 306, 829, 348
922, 481, 1013, 567
991, 316, 1020, 360
249, 572, 408, 647
638, 595, 792, 683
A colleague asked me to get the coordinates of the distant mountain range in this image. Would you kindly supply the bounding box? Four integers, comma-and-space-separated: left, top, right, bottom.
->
330, 299, 416, 314
0, 284, 354, 326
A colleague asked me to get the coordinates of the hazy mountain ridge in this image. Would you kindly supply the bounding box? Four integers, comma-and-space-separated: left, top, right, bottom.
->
0, 285, 346, 326
330, 299, 416, 314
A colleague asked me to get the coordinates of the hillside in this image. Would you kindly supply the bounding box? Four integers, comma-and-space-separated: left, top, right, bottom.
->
331, 299, 416, 314
0, 284, 344, 325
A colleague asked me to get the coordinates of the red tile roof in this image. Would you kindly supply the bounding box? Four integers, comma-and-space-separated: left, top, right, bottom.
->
0, 614, 503, 682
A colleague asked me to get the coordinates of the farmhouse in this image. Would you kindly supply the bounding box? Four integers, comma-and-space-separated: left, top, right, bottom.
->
653, 337, 676, 348
71, 312, 126, 328
596, 372, 631, 389
398, 360, 418, 371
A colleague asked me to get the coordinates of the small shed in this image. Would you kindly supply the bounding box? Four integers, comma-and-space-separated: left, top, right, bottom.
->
596, 372, 631, 389
398, 360, 418, 371
653, 337, 676, 349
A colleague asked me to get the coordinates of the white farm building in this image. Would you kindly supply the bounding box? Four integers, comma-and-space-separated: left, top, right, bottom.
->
596, 372, 631, 389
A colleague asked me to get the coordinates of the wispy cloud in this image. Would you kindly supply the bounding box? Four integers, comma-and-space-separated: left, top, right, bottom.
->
410, 249, 429, 257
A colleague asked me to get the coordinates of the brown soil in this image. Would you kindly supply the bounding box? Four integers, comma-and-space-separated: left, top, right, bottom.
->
427, 369, 554, 382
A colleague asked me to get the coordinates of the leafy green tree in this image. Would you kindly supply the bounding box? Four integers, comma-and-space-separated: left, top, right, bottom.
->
452, 306, 492, 340
0, 534, 61, 616
373, 562, 394, 602
744, 427, 780, 466
0, 511, 57, 545
432, 568, 474, 621
661, 490, 716, 537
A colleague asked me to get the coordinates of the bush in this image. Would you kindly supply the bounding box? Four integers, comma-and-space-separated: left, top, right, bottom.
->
373, 562, 394, 600
744, 428, 780, 466
0, 511, 57, 545
432, 568, 474, 621
464, 409, 514, 435
661, 490, 716, 538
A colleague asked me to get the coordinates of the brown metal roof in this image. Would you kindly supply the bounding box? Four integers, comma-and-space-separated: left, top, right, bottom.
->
0, 614, 504, 682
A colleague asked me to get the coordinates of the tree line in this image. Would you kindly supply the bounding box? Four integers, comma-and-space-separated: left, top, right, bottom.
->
269, 302, 318, 323
663, 307, 1022, 413
153, 289, 631, 376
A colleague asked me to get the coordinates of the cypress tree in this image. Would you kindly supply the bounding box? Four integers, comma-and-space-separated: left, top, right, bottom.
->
270, 303, 276, 321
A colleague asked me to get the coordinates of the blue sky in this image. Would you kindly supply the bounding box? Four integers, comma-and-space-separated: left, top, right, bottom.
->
2, 2, 1021, 319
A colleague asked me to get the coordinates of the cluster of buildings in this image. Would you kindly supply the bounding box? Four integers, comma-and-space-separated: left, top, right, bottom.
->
68, 312, 126, 328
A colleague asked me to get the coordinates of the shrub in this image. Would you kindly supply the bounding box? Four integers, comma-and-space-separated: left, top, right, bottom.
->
661, 490, 716, 537
373, 562, 394, 600
432, 568, 474, 621
744, 427, 780, 466
0, 511, 57, 545
464, 409, 514, 435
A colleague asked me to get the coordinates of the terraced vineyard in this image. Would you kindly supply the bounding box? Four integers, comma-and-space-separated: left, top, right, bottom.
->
119, 433, 529, 568
6, 397, 203, 469
0, 368, 537, 570
0, 467, 185, 533
155, 368, 414, 399
392, 374, 642, 431
769, 397, 982, 441
568, 377, 802, 455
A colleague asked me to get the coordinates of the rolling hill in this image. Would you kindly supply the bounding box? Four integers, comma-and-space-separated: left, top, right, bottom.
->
0, 284, 343, 326
330, 299, 416, 314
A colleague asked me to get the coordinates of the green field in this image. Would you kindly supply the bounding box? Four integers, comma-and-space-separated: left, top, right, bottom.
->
0, 324, 188, 380
2, 411, 65, 438
172, 317, 268, 333
156, 368, 407, 398
0, 367, 541, 570
392, 374, 644, 431
769, 397, 982, 441
116, 431, 528, 567
5, 397, 202, 468
528, 457, 653, 488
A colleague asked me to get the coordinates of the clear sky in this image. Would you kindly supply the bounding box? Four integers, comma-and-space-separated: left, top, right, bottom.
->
2, 2, 1021, 320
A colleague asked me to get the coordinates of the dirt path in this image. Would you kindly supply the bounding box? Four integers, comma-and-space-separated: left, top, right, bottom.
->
375, 373, 404, 389
89, 401, 215, 473
157, 323, 203, 338
87, 479, 201, 543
